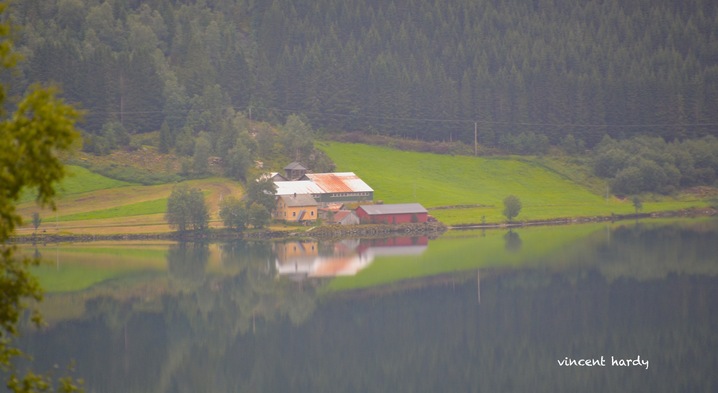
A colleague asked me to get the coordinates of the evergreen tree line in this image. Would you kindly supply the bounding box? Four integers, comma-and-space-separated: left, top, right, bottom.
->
9, 0, 718, 151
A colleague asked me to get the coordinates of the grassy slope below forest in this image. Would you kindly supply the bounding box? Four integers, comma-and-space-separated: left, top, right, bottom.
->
15, 142, 712, 235
16, 165, 244, 235
317, 141, 710, 225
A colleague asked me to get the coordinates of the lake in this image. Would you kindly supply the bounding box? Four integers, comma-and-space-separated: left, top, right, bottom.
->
17, 218, 718, 392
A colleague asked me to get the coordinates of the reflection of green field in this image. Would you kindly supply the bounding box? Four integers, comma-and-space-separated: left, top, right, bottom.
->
26, 242, 231, 293
325, 223, 605, 292
32, 264, 164, 293
27, 244, 169, 292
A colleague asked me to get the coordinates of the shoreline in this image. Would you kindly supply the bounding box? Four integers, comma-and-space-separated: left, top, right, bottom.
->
449, 207, 718, 230
9, 207, 716, 244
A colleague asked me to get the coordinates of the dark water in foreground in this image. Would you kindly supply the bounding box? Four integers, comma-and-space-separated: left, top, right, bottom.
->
18, 219, 718, 392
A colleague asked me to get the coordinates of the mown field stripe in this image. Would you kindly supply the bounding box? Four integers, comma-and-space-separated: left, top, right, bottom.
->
55, 198, 168, 222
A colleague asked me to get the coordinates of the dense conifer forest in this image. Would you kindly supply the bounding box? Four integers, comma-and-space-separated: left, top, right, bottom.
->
7, 0, 718, 192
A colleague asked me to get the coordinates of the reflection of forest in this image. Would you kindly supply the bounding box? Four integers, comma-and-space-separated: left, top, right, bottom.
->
18, 220, 718, 392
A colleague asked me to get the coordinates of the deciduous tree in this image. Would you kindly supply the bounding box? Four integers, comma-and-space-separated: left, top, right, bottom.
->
31, 213, 42, 233
166, 184, 209, 232
0, 2, 82, 390
632, 196, 643, 214
503, 195, 522, 222
247, 202, 271, 229
219, 196, 247, 231
244, 177, 277, 213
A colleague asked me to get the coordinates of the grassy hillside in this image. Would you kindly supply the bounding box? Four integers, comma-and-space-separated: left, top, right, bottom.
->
318, 142, 708, 225
19, 165, 134, 204
15, 142, 711, 234
17, 166, 244, 235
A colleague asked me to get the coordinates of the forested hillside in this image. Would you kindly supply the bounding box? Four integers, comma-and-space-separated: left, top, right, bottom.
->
9, 0, 718, 150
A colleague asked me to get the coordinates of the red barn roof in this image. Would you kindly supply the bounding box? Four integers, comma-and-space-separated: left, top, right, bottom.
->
358, 203, 428, 215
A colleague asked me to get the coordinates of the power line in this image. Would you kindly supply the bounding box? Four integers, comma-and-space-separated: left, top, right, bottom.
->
82, 104, 718, 130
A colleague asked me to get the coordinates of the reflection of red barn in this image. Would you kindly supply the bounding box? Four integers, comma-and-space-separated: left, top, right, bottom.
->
356, 203, 428, 224
356, 236, 428, 254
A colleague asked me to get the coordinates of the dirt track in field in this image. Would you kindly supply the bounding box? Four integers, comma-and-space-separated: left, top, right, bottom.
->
16, 178, 243, 235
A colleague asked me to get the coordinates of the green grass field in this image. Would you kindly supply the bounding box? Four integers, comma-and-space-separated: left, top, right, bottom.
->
15, 143, 713, 233
55, 198, 168, 221
17, 166, 243, 234
61, 165, 135, 193
19, 165, 134, 204
318, 141, 709, 225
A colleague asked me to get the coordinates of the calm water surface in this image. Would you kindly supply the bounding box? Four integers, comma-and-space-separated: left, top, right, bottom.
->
19, 219, 718, 392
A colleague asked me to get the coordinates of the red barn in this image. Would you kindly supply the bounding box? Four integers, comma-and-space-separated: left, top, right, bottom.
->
356, 203, 429, 224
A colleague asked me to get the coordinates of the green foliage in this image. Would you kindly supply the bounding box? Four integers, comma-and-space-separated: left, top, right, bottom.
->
503, 195, 522, 222
560, 134, 586, 155
225, 143, 251, 181
158, 121, 172, 154
281, 114, 314, 162
165, 184, 208, 232
175, 127, 195, 157
219, 196, 247, 231
499, 132, 550, 155
0, 2, 83, 390
632, 196, 643, 214
244, 177, 277, 213
192, 134, 211, 175
247, 202, 271, 229
80, 128, 119, 156
593, 135, 718, 195
31, 213, 41, 231
0, 85, 80, 237
12, 0, 718, 151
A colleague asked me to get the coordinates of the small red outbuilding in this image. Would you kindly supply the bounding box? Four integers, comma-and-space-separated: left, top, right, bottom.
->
356, 203, 428, 224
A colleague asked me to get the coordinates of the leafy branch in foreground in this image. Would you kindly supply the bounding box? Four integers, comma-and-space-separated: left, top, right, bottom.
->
0, 2, 83, 391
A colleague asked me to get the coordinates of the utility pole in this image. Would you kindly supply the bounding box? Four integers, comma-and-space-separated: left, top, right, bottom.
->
474, 121, 478, 156
477, 269, 481, 304
119, 73, 125, 127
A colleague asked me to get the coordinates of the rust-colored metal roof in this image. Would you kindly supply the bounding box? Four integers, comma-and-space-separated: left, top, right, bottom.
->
274, 180, 324, 196
303, 172, 373, 193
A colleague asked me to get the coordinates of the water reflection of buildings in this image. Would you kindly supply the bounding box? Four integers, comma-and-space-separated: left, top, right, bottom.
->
275, 237, 429, 280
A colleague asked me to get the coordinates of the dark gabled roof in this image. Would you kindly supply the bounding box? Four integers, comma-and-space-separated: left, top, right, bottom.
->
284, 162, 307, 171
279, 194, 318, 207
358, 203, 428, 215
259, 172, 287, 182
